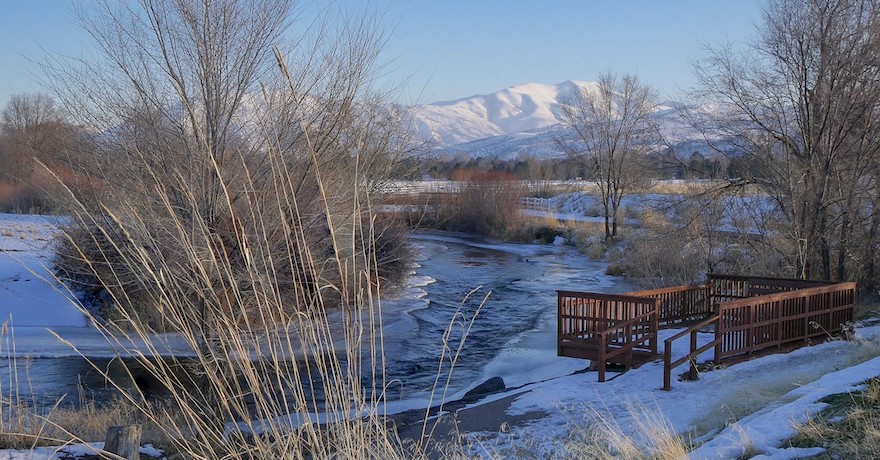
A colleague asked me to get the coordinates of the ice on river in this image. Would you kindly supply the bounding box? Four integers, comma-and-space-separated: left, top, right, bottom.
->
0, 216, 630, 411
375, 231, 628, 407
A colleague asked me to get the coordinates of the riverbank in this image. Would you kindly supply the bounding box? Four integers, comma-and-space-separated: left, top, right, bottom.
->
4, 213, 880, 459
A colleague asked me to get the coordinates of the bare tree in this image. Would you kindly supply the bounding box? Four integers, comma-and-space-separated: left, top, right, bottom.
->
47, 0, 294, 220
40, 0, 416, 351
558, 72, 661, 240
693, 0, 880, 282
0, 93, 66, 180
39, 1, 416, 452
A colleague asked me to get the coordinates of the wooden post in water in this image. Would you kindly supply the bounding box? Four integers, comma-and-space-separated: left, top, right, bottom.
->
105, 425, 141, 460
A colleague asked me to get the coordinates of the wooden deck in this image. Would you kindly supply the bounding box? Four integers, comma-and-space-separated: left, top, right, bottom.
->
557, 274, 856, 388
557, 291, 659, 382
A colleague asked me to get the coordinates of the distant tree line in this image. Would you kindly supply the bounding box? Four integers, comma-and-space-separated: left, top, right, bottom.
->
394, 151, 751, 183
0, 93, 91, 213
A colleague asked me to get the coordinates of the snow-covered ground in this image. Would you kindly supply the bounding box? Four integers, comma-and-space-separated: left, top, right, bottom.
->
481, 325, 880, 459
0, 214, 192, 359
1, 213, 879, 459
0, 213, 83, 328
0, 443, 163, 460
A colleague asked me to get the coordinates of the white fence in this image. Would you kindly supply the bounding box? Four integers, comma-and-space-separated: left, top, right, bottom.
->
521, 197, 554, 213
378, 179, 725, 196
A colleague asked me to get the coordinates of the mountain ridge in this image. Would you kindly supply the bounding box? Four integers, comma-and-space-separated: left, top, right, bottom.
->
410, 80, 699, 160
412, 80, 593, 148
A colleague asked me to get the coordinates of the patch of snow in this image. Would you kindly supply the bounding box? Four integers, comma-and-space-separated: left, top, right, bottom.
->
0, 214, 85, 329
690, 353, 880, 459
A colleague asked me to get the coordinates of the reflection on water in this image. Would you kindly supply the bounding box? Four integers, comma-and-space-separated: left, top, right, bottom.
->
0, 356, 234, 410
1, 231, 627, 411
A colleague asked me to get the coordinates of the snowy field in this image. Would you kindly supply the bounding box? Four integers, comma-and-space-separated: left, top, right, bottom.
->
1, 213, 879, 459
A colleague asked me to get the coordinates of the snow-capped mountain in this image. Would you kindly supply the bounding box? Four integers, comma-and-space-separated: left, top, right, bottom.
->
410, 80, 708, 160
412, 80, 595, 147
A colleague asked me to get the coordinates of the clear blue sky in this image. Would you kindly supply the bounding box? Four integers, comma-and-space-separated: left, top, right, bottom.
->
0, 1, 765, 109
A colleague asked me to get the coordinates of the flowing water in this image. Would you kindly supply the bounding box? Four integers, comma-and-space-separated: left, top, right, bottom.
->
0, 231, 629, 412
377, 231, 630, 407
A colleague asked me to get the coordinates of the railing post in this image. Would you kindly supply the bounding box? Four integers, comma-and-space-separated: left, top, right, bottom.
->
662, 341, 672, 390
846, 285, 855, 324
747, 303, 754, 357
651, 299, 659, 355
775, 296, 782, 350
804, 293, 811, 343
597, 332, 606, 382
557, 292, 563, 356
714, 306, 722, 365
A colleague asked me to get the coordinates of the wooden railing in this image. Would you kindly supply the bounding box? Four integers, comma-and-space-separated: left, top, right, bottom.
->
662, 314, 722, 391
557, 291, 659, 381
595, 307, 659, 381
627, 285, 712, 325
662, 281, 856, 390
708, 274, 836, 302
521, 196, 553, 212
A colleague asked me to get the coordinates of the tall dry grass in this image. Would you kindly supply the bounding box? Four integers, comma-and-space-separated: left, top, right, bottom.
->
788, 377, 880, 458
34, 121, 433, 458
553, 402, 689, 459
0, 321, 157, 451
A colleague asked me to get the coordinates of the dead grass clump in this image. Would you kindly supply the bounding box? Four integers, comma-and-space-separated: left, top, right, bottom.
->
0, 397, 166, 450
557, 403, 689, 460
610, 210, 706, 287
0, 181, 52, 214
787, 377, 880, 458
46, 195, 422, 459
853, 301, 880, 320
612, 191, 792, 288
432, 172, 530, 240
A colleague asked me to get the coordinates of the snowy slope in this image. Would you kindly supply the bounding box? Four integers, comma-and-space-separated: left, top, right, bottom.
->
412, 80, 594, 147
411, 81, 717, 160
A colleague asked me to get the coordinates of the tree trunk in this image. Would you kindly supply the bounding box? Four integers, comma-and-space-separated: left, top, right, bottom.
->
603, 196, 612, 240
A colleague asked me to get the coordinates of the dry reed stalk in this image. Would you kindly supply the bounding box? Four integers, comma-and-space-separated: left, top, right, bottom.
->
558, 402, 689, 460
37, 96, 453, 458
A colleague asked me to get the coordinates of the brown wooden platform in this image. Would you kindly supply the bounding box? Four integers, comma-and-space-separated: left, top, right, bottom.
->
559, 341, 656, 366
557, 274, 856, 388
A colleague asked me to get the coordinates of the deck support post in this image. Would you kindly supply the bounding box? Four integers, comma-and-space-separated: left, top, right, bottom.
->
662, 342, 672, 391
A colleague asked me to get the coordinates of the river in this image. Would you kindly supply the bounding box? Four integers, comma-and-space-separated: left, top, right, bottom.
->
0, 230, 630, 412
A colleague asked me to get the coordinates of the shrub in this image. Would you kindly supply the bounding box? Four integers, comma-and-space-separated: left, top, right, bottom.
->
612, 194, 791, 288
48, 160, 424, 458
433, 172, 529, 240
